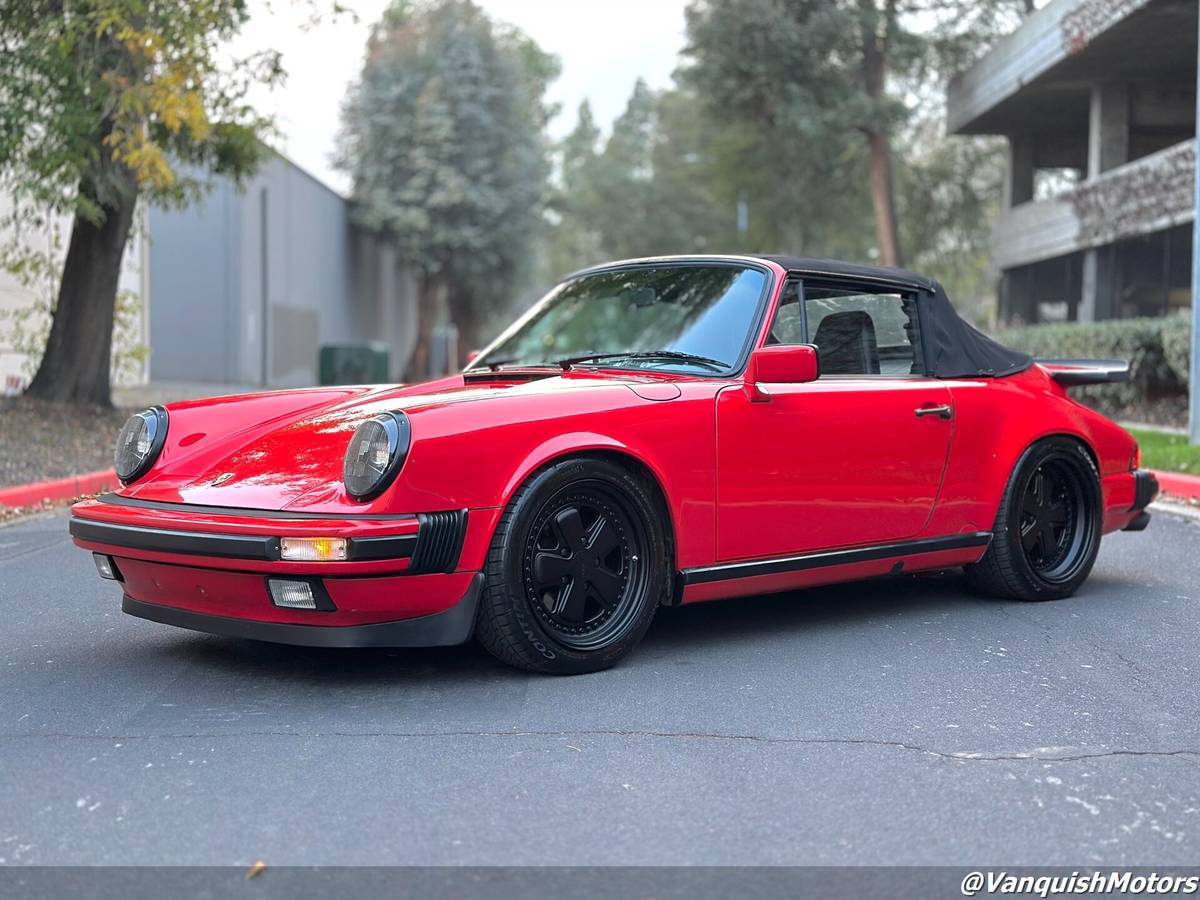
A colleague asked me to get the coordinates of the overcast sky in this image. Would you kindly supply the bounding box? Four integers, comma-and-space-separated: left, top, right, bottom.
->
233, 0, 690, 195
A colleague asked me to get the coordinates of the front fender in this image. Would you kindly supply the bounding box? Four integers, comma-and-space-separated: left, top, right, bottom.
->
345, 385, 721, 570
501, 431, 671, 500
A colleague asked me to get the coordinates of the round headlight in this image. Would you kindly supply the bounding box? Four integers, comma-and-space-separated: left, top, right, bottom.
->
343, 411, 411, 501
114, 407, 168, 484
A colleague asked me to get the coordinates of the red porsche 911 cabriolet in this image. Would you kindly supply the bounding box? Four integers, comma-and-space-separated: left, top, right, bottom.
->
71, 255, 1157, 673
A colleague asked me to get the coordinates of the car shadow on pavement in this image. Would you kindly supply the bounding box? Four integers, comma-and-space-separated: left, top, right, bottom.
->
645, 571, 979, 646
136, 571, 974, 679
127, 568, 1142, 689
144, 631, 506, 685
652, 567, 1147, 647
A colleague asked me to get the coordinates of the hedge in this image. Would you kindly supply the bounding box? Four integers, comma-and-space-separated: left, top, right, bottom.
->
995, 316, 1192, 412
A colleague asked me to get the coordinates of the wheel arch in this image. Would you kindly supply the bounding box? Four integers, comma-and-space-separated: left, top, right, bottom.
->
499, 434, 679, 571
965, 428, 1105, 600
1022, 430, 1100, 472
986, 429, 1102, 524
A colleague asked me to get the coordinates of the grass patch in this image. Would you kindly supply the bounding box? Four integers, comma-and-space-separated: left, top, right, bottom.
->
1128, 428, 1200, 475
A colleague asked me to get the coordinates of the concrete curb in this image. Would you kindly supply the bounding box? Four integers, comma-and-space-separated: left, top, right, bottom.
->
1152, 499, 1200, 524
1152, 469, 1200, 504
0, 469, 116, 509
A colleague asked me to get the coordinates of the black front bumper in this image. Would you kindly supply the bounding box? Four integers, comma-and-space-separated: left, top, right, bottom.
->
122, 573, 483, 648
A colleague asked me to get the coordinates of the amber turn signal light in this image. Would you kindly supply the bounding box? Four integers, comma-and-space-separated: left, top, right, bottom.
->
279, 537, 348, 562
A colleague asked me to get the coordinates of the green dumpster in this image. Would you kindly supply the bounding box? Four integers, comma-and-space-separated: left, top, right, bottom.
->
318, 343, 390, 385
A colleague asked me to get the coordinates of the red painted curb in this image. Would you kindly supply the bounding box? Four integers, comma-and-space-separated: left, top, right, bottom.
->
1151, 469, 1200, 503
0, 468, 117, 509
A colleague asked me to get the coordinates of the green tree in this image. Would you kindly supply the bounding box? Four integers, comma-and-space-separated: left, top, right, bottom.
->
337, 0, 558, 375
543, 100, 605, 279
0, 0, 284, 406
545, 83, 739, 274
896, 113, 1007, 324
681, 0, 1032, 268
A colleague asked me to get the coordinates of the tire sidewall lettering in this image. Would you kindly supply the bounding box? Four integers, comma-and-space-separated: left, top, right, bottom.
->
511, 603, 557, 660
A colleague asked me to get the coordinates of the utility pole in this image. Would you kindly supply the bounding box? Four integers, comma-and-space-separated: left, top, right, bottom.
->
1191, 6, 1200, 445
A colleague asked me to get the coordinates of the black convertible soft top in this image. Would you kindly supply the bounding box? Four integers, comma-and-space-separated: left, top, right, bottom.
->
759, 255, 1033, 379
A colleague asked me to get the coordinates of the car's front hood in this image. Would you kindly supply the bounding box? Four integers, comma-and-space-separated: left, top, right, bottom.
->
122, 371, 688, 512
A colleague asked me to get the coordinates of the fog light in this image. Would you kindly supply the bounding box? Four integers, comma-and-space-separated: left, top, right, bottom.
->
279, 537, 347, 561
92, 553, 120, 581
267, 579, 317, 609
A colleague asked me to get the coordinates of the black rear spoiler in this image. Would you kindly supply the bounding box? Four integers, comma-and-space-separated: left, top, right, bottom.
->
1036, 358, 1130, 387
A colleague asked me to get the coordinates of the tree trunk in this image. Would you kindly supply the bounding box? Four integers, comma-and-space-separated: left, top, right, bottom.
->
859, 0, 903, 269
867, 129, 903, 268
26, 180, 137, 407
402, 271, 440, 382
447, 289, 480, 370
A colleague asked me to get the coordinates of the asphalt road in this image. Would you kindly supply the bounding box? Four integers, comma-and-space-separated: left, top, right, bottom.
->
2, 508, 1199, 868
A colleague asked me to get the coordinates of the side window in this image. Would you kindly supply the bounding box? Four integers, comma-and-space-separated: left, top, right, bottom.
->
766, 279, 805, 345
805, 282, 921, 377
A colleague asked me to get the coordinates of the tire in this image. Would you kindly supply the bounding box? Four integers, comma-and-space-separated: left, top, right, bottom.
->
476, 456, 669, 674
965, 436, 1103, 601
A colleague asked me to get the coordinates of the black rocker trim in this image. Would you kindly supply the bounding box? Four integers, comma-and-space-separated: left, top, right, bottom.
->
680, 532, 993, 586
97, 493, 417, 521
121, 573, 483, 648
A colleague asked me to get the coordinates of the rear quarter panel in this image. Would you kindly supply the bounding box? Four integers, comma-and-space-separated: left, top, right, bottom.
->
930, 367, 1137, 536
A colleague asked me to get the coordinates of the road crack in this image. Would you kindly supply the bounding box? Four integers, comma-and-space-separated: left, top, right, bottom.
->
3, 728, 1199, 765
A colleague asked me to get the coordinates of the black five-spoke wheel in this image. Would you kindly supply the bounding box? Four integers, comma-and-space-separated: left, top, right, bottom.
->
1019, 460, 1084, 581
476, 456, 668, 674
967, 437, 1101, 601
525, 491, 644, 650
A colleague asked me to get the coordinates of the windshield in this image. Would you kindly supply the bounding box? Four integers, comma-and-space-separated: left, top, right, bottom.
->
472, 263, 769, 375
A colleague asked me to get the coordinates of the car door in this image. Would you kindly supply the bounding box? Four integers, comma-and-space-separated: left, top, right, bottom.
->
715, 278, 955, 562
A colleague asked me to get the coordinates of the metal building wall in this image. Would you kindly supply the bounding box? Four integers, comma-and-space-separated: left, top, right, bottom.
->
148, 153, 416, 388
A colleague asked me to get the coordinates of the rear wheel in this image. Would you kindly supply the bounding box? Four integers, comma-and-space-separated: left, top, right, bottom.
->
965, 437, 1102, 601
476, 456, 668, 674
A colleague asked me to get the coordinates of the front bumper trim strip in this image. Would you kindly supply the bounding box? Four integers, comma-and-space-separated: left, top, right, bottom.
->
71, 517, 280, 560
70, 516, 418, 563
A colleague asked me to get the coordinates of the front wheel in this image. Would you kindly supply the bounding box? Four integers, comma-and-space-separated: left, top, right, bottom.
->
476, 456, 669, 674
965, 437, 1102, 601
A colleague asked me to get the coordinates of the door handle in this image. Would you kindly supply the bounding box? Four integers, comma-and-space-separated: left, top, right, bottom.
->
915, 404, 953, 420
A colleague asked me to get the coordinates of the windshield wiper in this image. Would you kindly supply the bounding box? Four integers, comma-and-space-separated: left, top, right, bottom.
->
478, 357, 520, 371
555, 350, 730, 371
469, 357, 557, 372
